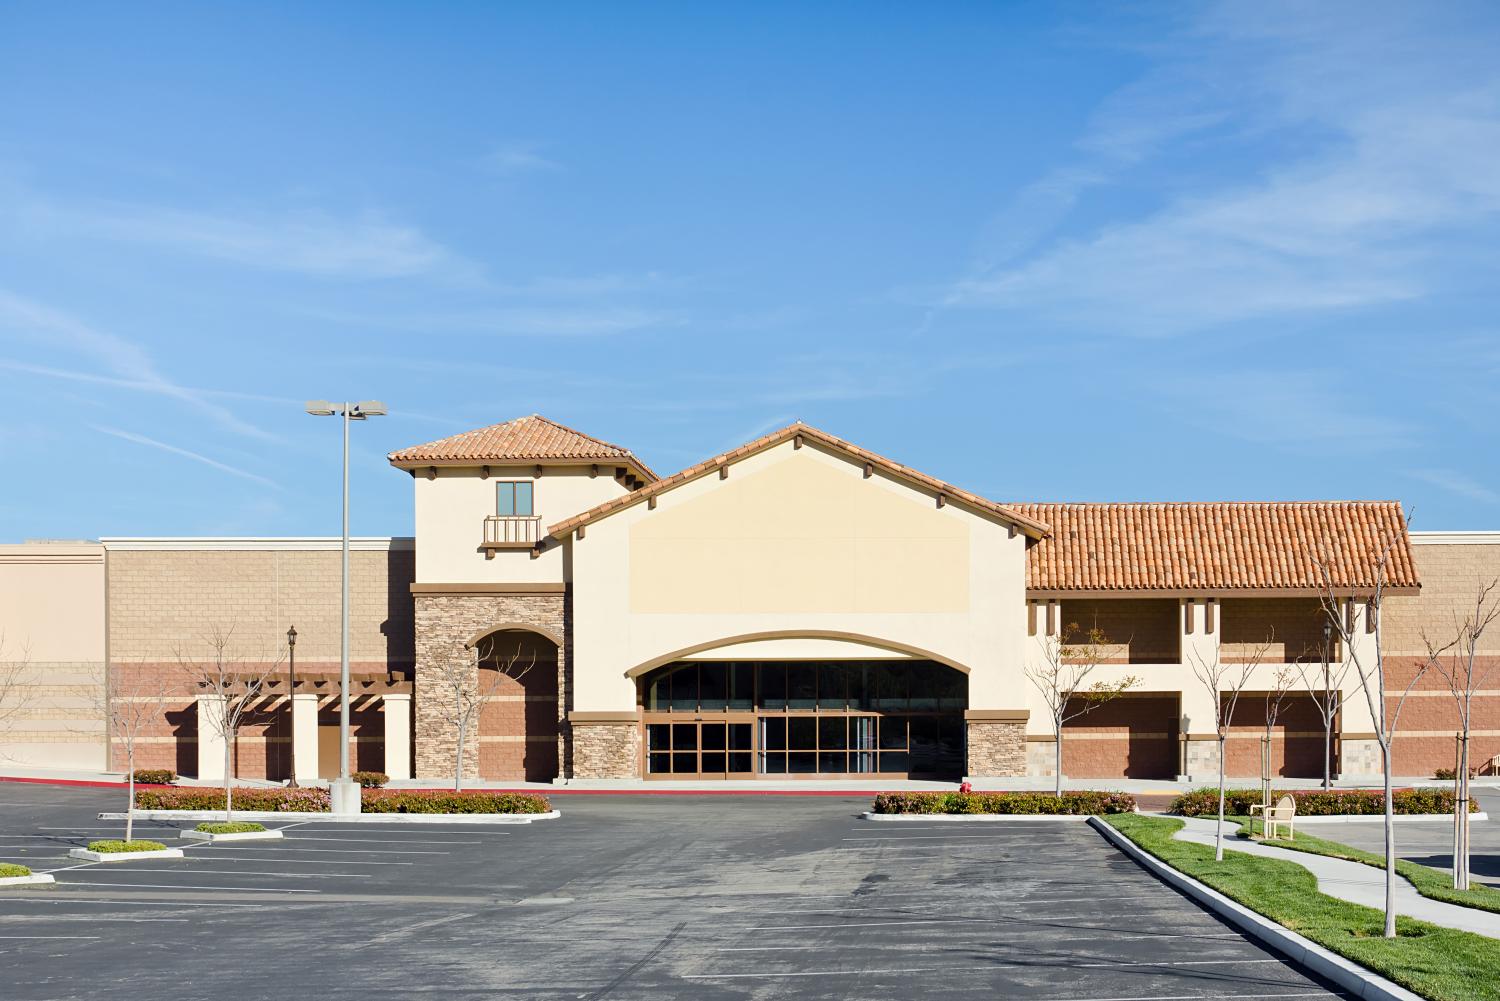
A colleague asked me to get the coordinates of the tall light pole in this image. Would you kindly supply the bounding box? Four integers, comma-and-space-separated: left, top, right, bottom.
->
305, 400, 386, 812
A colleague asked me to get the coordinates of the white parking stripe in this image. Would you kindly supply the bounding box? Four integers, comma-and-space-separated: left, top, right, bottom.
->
180, 856, 414, 866
282, 836, 483, 845
0, 935, 103, 939
199, 846, 449, 855
83, 869, 372, 878
59, 881, 321, 893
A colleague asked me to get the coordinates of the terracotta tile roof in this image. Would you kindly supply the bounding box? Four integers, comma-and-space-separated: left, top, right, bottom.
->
1015, 501, 1418, 594
547, 422, 1051, 540
388, 415, 657, 478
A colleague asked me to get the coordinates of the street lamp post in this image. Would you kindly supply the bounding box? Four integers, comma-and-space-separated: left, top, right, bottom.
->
286, 625, 298, 788
305, 400, 386, 813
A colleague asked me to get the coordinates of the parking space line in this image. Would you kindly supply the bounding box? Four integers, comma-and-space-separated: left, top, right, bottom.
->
0, 935, 103, 939
282, 836, 483, 845
178, 856, 415, 865
58, 880, 322, 893
80, 868, 373, 878
199, 846, 450, 855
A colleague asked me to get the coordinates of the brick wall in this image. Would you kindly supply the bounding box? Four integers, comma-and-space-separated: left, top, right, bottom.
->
1221, 598, 1328, 663
413, 593, 566, 781
1058, 599, 1179, 663
1060, 695, 1179, 778
1221, 693, 1327, 778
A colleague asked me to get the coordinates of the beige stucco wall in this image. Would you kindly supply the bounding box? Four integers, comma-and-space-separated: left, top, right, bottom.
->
567, 440, 1031, 714
0, 542, 107, 769
412, 464, 631, 584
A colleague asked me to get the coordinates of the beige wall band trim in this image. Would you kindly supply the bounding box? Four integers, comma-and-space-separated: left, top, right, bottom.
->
569, 711, 642, 725
964, 709, 1029, 723
411, 583, 566, 595
1341, 732, 1379, 741
102, 537, 413, 552
621, 630, 975, 679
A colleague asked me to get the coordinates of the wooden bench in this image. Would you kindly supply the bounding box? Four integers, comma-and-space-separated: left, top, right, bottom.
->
1250, 794, 1296, 840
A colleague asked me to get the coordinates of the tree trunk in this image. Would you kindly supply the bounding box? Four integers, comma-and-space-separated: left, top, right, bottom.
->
1215, 734, 1227, 862
1381, 739, 1396, 938
223, 729, 234, 822
1054, 726, 1063, 798
1323, 704, 1332, 792
125, 768, 135, 843
1457, 735, 1470, 890
454, 717, 465, 793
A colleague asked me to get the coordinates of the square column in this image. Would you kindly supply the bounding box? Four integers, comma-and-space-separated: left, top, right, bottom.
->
291, 694, 320, 783
196, 694, 226, 780
383, 693, 412, 781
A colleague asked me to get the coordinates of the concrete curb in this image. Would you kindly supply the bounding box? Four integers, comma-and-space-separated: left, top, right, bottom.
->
68, 847, 186, 863
0, 872, 55, 888
1089, 817, 1425, 1001
180, 828, 285, 842
860, 812, 1093, 822
102, 810, 561, 825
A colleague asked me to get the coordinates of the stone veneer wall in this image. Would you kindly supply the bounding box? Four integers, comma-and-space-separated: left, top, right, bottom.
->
413, 592, 568, 780
571, 723, 640, 779
965, 721, 1026, 777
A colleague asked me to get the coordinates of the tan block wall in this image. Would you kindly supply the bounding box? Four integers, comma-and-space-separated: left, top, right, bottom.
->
413, 593, 566, 780
965, 721, 1025, 777
572, 723, 640, 779
1220, 598, 1328, 663
1383, 538, 1500, 776
108, 547, 414, 668
105, 543, 413, 779
1058, 599, 1179, 663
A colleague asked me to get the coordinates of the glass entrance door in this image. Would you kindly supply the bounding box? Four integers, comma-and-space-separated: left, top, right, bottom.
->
646, 719, 754, 777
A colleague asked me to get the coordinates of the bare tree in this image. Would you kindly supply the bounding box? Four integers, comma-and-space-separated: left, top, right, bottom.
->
1189, 633, 1271, 862
1422, 578, 1500, 891
1259, 662, 1298, 805
1025, 622, 1139, 797
0, 632, 35, 757
1294, 634, 1354, 791
429, 635, 536, 792
176, 625, 285, 821
1313, 528, 1426, 939
90, 663, 180, 843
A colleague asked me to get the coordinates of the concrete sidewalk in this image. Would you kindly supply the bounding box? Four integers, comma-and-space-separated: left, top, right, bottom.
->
1171, 814, 1500, 939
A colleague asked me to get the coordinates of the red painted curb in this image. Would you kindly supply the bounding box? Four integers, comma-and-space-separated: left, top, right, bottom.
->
0, 775, 173, 790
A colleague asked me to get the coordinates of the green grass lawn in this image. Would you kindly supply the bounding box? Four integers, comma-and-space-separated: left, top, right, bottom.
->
1104, 813, 1500, 1001
1234, 816, 1500, 915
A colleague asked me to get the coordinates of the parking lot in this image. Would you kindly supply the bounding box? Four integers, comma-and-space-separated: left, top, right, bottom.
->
0, 782, 1344, 1000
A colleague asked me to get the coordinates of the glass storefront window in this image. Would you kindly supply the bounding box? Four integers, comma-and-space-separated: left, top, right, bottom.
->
698, 664, 728, 710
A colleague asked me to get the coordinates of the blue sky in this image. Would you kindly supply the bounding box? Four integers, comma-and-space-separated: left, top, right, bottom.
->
2, 1, 1498, 539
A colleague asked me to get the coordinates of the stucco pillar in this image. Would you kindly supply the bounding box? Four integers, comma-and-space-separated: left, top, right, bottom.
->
291, 694, 320, 783
383, 693, 412, 781
1336, 606, 1382, 780
196, 694, 226, 781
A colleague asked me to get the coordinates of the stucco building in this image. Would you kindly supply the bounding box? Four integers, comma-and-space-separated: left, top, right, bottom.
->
1, 415, 1496, 784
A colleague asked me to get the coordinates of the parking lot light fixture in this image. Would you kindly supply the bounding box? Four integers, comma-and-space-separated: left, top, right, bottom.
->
305, 400, 386, 813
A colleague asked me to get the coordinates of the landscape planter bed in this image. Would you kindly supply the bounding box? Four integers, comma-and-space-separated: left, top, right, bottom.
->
107, 809, 561, 825
869, 790, 1137, 817
180, 828, 285, 842
0, 865, 54, 888
1170, 787, 1480, 818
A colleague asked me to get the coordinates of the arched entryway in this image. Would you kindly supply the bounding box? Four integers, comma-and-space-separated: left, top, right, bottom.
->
472, 627, 559, 782
636, 658, 967, 779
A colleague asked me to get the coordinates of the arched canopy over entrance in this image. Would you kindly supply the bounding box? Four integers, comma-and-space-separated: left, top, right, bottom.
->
474, 627, 560, 783
637, 658, 967, 780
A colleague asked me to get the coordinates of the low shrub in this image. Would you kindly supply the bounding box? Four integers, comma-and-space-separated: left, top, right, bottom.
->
135, 787, 331, 812
0, 862, 32, 878
195, 821, 267, 834
1434, 768, 1457, 781
1169, 787, 1478, 817
87, 839, 166, 853
352, 771, 389, 788
871, 790, 1136, 815
361, 790, 552, 814
130, 769, 176, 785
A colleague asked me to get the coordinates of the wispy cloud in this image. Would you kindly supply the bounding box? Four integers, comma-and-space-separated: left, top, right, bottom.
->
482, 142, 561, 174
943, 2, 1500, 335
1407, 468, 1500, 505
0, 359, 300, 407
93, 425, 280, 488
301, 304, 678, 337
0, 290, 277, 440
10, 192, 472, 282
